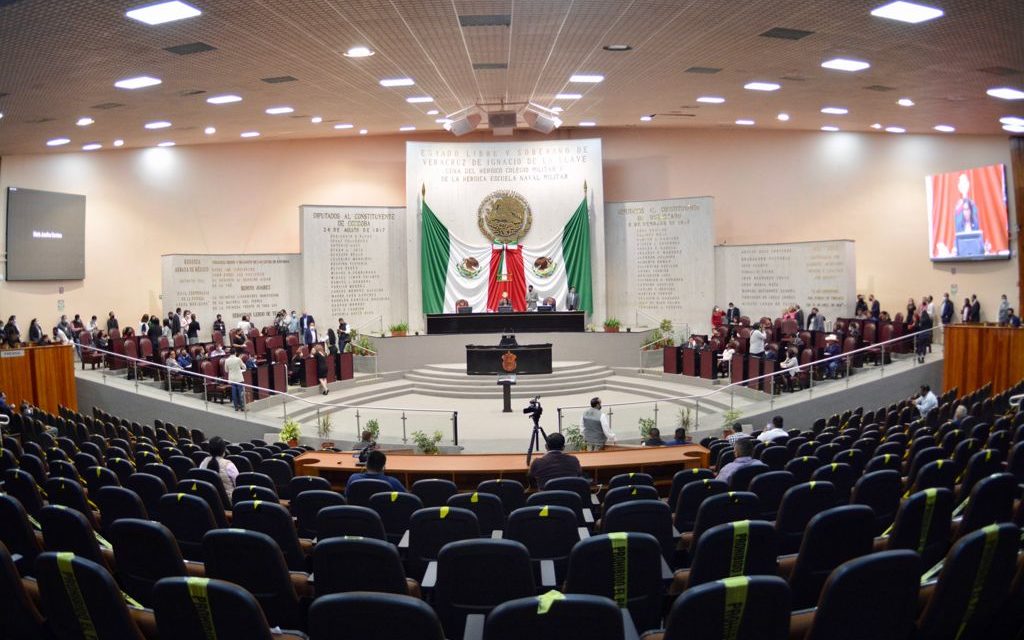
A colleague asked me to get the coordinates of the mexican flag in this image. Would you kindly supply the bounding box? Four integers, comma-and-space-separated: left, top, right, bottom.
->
421, 196, 592, 314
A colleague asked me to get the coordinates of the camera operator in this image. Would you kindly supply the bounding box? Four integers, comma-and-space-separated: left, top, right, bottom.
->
582, 397, 616, 451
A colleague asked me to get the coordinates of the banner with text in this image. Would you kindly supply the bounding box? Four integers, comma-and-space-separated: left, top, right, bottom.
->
160, 253, 301, 338
714, 240, 855, 325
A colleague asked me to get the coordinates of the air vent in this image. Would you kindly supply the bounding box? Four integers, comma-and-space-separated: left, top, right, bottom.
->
864, 84, 896, 92
177, 89, 206, 96
459, 14, 511, 27
978, 66, 1022, 76
685, 66, 721, 74
90, 102, 125, 110
27, 117, 55, 124
164, 42, 217, 55
473, 63, 508, 70
760, 27, 814, 40
262, 76, 298, 84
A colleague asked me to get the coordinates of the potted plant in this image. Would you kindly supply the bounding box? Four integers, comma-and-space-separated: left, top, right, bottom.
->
677, 407, 692, 430
603, 318, 621, 333
365, 418, 381, 442
279, 418, 302, 448
720, 408, 743, 436
346, 333, 377, 373
638, 417, 656, 441
388, 322, 409, 337
411, 429, 443, 455
563, 425, 586, 452
317, 413, 333, 450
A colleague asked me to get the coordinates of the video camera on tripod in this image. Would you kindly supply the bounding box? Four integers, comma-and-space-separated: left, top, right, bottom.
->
522, 395, 543, 426
523, 396, 546, 465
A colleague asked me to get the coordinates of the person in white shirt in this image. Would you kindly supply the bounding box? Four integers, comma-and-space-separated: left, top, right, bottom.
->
915, 384, 938, 417
719, 343, 736, 376
749, 323, 767, 357
53, 326, 72, 345
779, 348, 800, 391
757, 416, 788, 443
236, 315, 253, 334
198, 437, 239, 496
225, 349, 246, 411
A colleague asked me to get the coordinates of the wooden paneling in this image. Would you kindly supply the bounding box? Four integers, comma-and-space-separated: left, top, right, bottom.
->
1011, 136, 1023, 315
0, 345, 76, 413
943, 325, 1024, 396
0, 349, 35, 409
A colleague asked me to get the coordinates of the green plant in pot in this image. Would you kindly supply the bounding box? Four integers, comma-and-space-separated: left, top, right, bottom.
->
388, 322, 409, 337
411, 429, 443, 455
603, 317, 621, 333
346, 333, 375, 356
279, 418, 302, 447
563, 425, 586, 452
638, 416, 656, 440
317, 413, 333, 449
365, 418, 381, 442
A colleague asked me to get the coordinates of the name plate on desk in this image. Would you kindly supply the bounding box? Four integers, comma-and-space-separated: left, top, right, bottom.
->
0, 350, 25, 358
497, 374, 517, 385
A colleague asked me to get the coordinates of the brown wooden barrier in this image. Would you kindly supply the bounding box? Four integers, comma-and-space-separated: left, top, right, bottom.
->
943, 324, 1024, 396
0, 344, 77, 413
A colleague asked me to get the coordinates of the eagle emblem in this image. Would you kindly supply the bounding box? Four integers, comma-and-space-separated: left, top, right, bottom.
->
478, 190, 532, 244
501, 351, 518, 372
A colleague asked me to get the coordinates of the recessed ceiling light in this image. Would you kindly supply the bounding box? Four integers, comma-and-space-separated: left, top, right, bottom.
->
897, 98, 915, 107
1000, 116, 1024, 127
820, 126, 840, 132
359, 129, 368, 135
406, 96, 434, 103
207, 94, 242, 105
777, 113, 790, 121
344, 46, 375, 58
157, 141, 175, 147
987, 87, 1024, 100
933, 125, 955, 132
380, 78, 415, 87
821, 58, 871, 72
76, 117, 94, 126
399, 125, 416, 131
435, 118, 452, 125
114, 75, 162, 89
870, 1, 944, 24
113, 139, 124, 147
697, 96, 725, 104
820, 107, 849, 115
333, 123, 354, 129
240, 131, 260, 138
144, 121, 172, 129
602, 44, 632, 51
310, 116, 322, 124
204, 126, 216, 134
82, 143, 102, 151
125, 1, 201, 25
736, 119, 755, 126
579, 121, 596, 127
871, 123, 883, 129
426, 109, 439, 115
885, 126, 906, 133
744, 82, 780, 92
46, 138, 71, 146
640, 115, 653, 122
1004, 124, 1024, 133
265, 106, 294, 115
550, 106, 564, 113
570, 74, 604, 83
0, 112, 3, 119
555, 93, 583, 100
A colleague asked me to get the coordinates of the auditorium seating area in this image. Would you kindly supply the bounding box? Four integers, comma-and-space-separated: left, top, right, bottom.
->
2, 380, 1024, 639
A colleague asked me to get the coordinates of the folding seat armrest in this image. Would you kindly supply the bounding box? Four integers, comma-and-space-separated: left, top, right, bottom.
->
660, 557, 674, 581
288, 571, 314, 599
398, 530, 410, 549
129, 606, 159, 640
422, 561, 438, 589
789, 609, 816, 640
539, 560, 557, 587
490, 529, 504, 539
777, 553, 798, 579
462, 614, 486, 640
183, 560, 206, 576
272, 629, 309, 640
622, 609, 641, 640
590, 493, 601, 506
671, 526, 681, 538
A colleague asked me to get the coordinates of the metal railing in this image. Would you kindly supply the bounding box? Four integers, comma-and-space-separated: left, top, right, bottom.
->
76, 342, 458, 446
559, 324, 941, 435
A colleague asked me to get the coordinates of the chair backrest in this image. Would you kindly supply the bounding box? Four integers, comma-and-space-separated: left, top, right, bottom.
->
564, 532, 665, 632
775, 480, 837, 554
346, 478, 394, 506
600, 499, 675, 561
788, 505, 875, 609
661, 575, 791, 640
185, 466, 232, 505
759, 446, 790, 471
607, 472, 655, 489
157, 492, 218, 562
688, 520, 779, 589
290, 489, 346, 539
690, 491, 760, 551
235, 471, 278, 494
668, 468, 716, 512
910, 459, 958, 494
0, 539, 47, 639
888, 488, 954, 567
152, 576, 276, 640
433, 539, 536, 639
917, 524, 1019, 640
36, 552, 145, 640
312, 536, 411, 596
958, 449, 1006, 501
2, 468, 45, 517
805, 550, 920, 640
411, 478, 458, 508
527, 489, 586, 524
95, 485, 148, 534
783, 456, 821, 484
603, 484, 660, 511
84, 465, 121, 494
109, 518, 187, 607
232, 500, 308, 572
140, 463, 177, 489
202, 528, 304, 630
288, 474, 331, 497
542, 476, 593, 508
257, 458, 294, 497
316, 505, 387, 541
484, 592, 624, 640
0, 493, 42, 576
308, 592, 446, 640
748, 471, 795, 520
369, 491, 425, 545
728, 462, 770, 491
477, 479, 526, 514
863, 452, 902, 474
43, 477, 99, 529
958, 472, 1017, 537
176, 478, 229, 528
675, 479, 729, 532
850, 470, 901, 535
408, 506, 480, 577
810, 462, 855, 502
447, 491, 506, 536
231, 484, 280, 506
505, 505, 579, 573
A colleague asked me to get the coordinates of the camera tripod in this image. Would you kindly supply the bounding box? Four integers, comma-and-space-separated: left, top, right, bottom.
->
526, 417, 547, 467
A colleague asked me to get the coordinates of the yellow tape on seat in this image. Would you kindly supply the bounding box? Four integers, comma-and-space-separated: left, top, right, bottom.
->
186, 577, 218, 640
720, 575, 750, 640
609, 532, 629, 607
390, 492, 399, 502
728, 521, 751, 577
916, 489, 938, 555
439, 506, 450, 519
536, 589, 565, 614
954, 524, 1000, 640
471, 492, 479, 503
56, 552, 99, 640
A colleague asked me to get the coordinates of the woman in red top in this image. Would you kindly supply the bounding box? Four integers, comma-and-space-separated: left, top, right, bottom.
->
711, 306, 725, 329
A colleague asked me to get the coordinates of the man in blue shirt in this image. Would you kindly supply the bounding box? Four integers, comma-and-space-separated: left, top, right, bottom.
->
348, 450, 406, 492
717, 437, 756, 485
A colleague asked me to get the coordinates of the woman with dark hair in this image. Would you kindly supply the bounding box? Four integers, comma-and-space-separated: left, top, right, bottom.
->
314, 343, 329, 395
199, 436, 239, 495
28, 318, 44, 344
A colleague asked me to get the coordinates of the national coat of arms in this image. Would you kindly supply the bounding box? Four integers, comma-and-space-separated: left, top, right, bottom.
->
501, 351, 518, 372
478, 190, 532, 244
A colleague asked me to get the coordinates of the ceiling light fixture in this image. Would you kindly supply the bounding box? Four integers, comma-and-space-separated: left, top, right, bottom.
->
204, 126, 216, 134
399, 125, 416, 131
697, 96, 725, 104
380, 78, 415, 87
550, 106, 564, 113
76, 117, 95, 126
897, 98, 915, 106
406, 96, 434, 103
240, 131, 260, 138
602, 44, 632, 51
777, 113, 790, 121
570, 74, 604, 83
820, 107, 849, 115
640, 115, 653, 122
821, 126, 840, 132
333, 123, 354, 129
744, 82, 781, 91
113, 139, 124, 147
207, 94, 242, 104
144, 120, 172, 129
933, 125, 955, 132
114, 75, 162, 89
885, 126, 906, 133
555, 93, 583, 100
344, 46, 375, 58
265, 106, 294, 115
871, 123, 883, 129
735, 119, 755, 125
1004, 124, 1024, 133
870, 1, 944, 24
46, 138, 71, 146
578, 121, 596, 127
311, 116, 322, 124
987, 87, 1024, 100
821, 58, 871, 72
426, 109, 439, 115
435, 118, 452, 125
156, 141, 175, 147
125, 1, 201, 25
359, 129, 368, 135
82, 143, 102, 151
1000, 116, 1024, 127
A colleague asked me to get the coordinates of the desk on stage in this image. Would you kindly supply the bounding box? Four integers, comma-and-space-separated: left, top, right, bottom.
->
427, 311, 585, 334
466, 344, 553, 375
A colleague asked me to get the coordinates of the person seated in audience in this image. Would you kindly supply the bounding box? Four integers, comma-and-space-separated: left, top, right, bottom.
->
56, 315, 72, 340
528, 432, 583, 489
356, 429, 377, 463
208, 343, 226, 357
914, 384, 938, 417
757, 416, 788, 443
288, 349, 306, 385
718, 341, 736, 375
823, 334, 842, 378
199, 436, 239, 495
668, 427, 691, 446
231, 330, 246, 350
350, 450, 406, 491
165, 350, 182, 370
176, 347, 193, 370
762, 342, 778, 362
724, 422, 748, 444
782, 306, 797, 321
643, 427, 666, 447
716, 437, 755, 485
951, 404, 968, 427
121, 326, 135, 338
94, 330, 109, 350
779, 347, 799, 391
879, 310, 892, 323
1008, 308, 1021, 328
686, 335, 700, 349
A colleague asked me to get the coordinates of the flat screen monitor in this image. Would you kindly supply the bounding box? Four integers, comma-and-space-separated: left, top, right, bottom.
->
926, 164, 1010, 262
5, 187, 86, 280
456, 306, 473, 314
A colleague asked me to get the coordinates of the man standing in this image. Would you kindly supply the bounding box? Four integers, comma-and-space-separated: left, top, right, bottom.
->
970, 294, 981, 322
287, 311, 300, 336
749, 322, 767, 357
855, 294, 868, 316
187, 315, 201, 345
225, 348, 246, 412
794, 304, 805, 330
212, 314, 226, 336
869, 295, 880, 320
726, 303, 741, 325
940, 294, 954, 325
299, 312, 314, 344
337, 318, 351, 353
582, 396, 616, 451
106, 311, 118, 332
526, 285, 539, 312
304, 320, 319, 346
998, 294, 1010, 325
169, 311, 181, 337
528, 433, 583, 489
806, 307, 825, 332
566, 286, 580, 312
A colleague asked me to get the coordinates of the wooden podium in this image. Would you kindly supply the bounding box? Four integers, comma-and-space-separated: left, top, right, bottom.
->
0, 345, 77, 413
